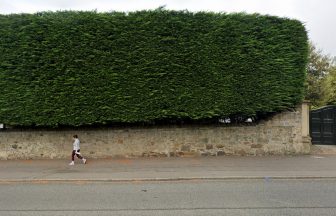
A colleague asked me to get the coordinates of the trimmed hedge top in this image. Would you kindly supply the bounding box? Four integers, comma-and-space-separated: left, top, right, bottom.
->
0, 10, 308, 126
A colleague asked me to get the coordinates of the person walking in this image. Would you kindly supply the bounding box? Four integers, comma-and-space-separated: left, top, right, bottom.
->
69, 135, 87, 165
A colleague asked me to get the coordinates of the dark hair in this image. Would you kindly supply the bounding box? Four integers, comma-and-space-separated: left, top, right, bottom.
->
73, 135, 78, 138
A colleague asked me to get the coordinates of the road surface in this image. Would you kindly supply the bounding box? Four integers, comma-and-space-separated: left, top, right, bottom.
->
1, 179, 335, 216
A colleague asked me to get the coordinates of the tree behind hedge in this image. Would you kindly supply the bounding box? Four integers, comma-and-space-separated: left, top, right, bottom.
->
0, 10, 308, 126
305, 42, 336, 108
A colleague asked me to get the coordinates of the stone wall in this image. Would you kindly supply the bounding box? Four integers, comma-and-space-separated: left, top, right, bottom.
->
0, 103, 311, 159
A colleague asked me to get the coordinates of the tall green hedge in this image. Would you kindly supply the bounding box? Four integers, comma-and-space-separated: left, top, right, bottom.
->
0, 10, 308, 126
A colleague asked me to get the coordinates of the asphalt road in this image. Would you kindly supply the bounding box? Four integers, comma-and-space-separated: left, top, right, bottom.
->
0, 179, 336, 216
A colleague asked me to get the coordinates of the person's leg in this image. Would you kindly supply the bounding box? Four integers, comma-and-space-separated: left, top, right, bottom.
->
76, 150, 86, 164
69, 150, 75, 165
76, 151, 83, 159
72, 150, 76, 161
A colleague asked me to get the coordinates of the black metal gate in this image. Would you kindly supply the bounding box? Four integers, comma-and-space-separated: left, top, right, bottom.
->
310, 106, 336, 145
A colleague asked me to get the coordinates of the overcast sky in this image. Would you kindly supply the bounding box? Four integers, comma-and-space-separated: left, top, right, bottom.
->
1, 0, 335, 57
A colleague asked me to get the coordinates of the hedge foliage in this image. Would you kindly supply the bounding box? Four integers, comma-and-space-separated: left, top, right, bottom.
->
0, 10, 308, 126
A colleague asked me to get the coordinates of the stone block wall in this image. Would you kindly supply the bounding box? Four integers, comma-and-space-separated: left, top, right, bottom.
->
0, 103, 311, 159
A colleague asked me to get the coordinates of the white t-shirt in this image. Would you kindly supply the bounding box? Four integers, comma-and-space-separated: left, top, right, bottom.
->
73, 138, 80, 151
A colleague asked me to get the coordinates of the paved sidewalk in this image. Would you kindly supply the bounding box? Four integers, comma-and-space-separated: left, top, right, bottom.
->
1, 155, 336, 182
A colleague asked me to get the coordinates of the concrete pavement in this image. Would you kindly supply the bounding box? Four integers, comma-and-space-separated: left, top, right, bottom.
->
1, 155, 336, 182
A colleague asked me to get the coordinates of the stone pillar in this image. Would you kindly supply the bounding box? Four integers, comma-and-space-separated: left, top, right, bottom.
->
301, 101, 312, 153
301, 101, 310, 137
